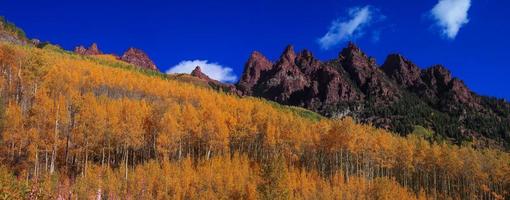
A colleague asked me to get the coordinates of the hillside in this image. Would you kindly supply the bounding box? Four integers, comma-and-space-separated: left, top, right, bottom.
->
0, 19, 509, 199
237, 44, 510, 149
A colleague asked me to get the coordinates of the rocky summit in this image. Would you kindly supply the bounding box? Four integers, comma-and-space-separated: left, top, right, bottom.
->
120, 47, 159, 71
73, 44, 159, 71
190, 66, 240, 95
74, 43, 102, 55
237, 43, 510, 149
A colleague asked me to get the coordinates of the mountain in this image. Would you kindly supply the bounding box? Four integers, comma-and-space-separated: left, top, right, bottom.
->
0, 17, 509, 199
74, 43, 159, 71
74, 43, 103, 55
237, 43, 510, 149
120, 47, 158, 71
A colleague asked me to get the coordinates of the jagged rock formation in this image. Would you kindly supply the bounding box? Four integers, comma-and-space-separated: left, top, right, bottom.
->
74, 43, 102, 55
339, 43, 400, 101
238, 43, 510, 149
237, 51, 272, 95
190, 66, 212, 80
120, 47, 158, 71
73, 43, 159, 71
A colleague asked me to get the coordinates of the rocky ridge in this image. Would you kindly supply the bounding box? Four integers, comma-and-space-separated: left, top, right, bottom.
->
237, 43, 510, 148
74, 43, 159, 71
74, 43, 102, 55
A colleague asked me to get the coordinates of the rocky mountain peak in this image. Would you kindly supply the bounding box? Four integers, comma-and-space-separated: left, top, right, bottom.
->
337, 43, 400, 100
236, 43, 509, 148
189, 66, 241, 95
339, 42, 364, 60
74, 43, 102, 55
296, 49, 315, 62
246, 51, 272, 71
237, 51, 273, 95
347, 42, 361, 51
381, 54, 422, 87
338, 42, 374, 71
278, 45, 297, 65
120, 47, 158, 71
296, 49, 321, 73
88, 43, 101, 54
191, 66, 211, 80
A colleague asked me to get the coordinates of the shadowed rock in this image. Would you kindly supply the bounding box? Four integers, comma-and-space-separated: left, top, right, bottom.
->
236, 42, 508, 149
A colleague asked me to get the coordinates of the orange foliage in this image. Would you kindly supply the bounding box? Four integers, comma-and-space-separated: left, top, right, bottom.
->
0, 43, 508, 199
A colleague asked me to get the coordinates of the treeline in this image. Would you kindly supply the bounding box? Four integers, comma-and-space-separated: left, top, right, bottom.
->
0, 43, 509, 199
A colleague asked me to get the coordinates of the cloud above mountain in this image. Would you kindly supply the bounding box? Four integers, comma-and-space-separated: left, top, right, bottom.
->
318, 6, 381, 50
430, 0, 471, 39
167, 60, 237, 82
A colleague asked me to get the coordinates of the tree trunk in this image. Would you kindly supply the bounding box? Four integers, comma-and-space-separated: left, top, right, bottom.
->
125, 148, 129, 180
178, 141, 182, 160
50, 148, 55, 174
101, 147, 105, 168
34, 148, 39, 180
50, 101, 60, 174
84, 145, 88, 176
206, 145, 212, 160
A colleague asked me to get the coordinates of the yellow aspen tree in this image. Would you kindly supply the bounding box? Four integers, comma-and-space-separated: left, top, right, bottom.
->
157, 103, 183, 161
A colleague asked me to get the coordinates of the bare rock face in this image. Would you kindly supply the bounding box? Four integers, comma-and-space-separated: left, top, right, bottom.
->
381, 54, 422, 88
381, 55, 481, 111
120, 48, 158, 71
239, 43, 484, 114
254, 45, 311, 103
421, 65, 452, 93
338, 43, 400, 101
191, 66, 212, 80
314, 64, 364, 106
447, 78, 478, 107
237, 51, 273, 95
418, 65, 480, 108
74, 43, 102, 55
237, 42, 510, 149
237, 45, 366, 114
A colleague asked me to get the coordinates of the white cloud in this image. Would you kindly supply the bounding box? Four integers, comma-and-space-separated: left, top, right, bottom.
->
430, 0, 471, 39
318, 6, 377, 50
166, 60, 237, 82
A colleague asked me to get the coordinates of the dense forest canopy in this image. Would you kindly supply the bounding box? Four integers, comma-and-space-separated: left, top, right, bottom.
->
0, 42, 508, 199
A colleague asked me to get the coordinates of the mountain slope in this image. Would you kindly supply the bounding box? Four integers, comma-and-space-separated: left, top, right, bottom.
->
1, 42, 509, 199
0, 17, 508, 199
0, 17, 28, 45
238, 43, 510, 149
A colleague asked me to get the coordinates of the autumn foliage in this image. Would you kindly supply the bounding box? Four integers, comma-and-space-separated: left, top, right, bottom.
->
0, 43, 509, 199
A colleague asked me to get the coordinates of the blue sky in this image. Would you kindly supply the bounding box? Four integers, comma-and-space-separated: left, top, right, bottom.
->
1, 0, 509, 100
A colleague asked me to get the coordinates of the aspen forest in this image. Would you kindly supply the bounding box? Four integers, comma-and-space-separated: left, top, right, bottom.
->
0, 43, 509, 200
